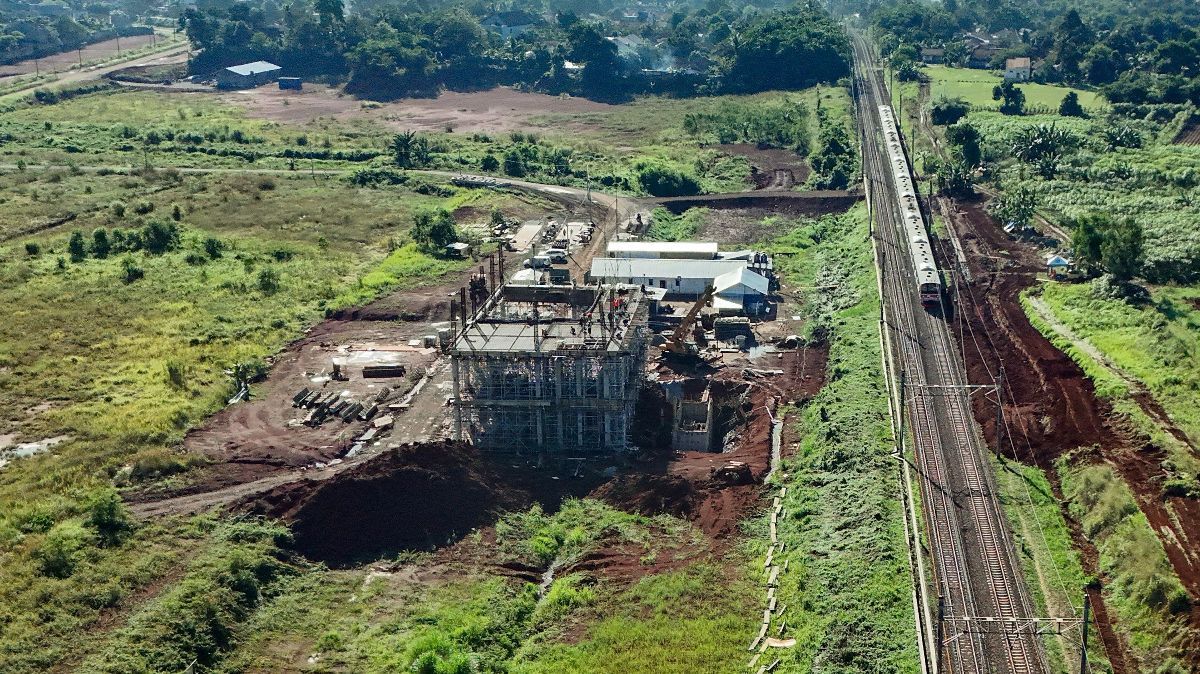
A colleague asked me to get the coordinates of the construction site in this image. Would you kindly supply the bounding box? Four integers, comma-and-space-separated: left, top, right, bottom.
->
129, 179, 836, 572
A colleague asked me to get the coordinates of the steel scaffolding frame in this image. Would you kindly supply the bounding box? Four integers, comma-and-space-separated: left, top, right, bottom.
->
451, 284, 649, 455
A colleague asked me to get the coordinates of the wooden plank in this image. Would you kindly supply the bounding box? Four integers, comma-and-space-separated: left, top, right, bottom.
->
767, 566, 780, 587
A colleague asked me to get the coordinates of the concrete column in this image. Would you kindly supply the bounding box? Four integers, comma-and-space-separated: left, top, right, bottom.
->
451, 357, 463, 442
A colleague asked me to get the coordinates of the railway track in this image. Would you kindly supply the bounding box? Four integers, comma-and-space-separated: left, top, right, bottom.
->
851, 34, 1048, 674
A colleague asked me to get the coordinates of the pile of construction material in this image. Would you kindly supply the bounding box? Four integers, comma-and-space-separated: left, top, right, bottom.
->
291, 386, 391, 427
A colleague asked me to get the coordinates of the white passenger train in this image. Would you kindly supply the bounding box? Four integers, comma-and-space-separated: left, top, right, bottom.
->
878, 105, 943, 306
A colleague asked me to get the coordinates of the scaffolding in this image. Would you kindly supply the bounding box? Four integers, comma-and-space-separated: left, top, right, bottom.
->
450, 283, 649, 455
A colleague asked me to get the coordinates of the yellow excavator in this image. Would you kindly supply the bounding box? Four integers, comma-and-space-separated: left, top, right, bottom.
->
662, 285, 714, 357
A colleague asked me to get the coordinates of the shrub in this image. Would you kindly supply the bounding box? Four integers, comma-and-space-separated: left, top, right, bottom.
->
24, 242, 40, 256
68, 231, 87, 262
171, 204, 183, 221
634, 160, 702, 197
35, 522, 92, 578
132, 200, 155, 215
256, 268, 281, 294
411, 209, 459, 252
481, 153, 500, 172
142, 220, 180, 255
110, 200, 127, 218
121, 257, 144, 283
204, 237, 223, 259
84, 488, 133, 546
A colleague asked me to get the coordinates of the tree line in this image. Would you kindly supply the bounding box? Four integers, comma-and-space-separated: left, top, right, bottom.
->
871, 0, 1200, 107
179, 0, 849, 101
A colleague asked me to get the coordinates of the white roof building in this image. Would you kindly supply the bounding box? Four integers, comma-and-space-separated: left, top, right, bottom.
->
589, 258, 751, 297
606, 241, 719, 259
713, 267, 771, 315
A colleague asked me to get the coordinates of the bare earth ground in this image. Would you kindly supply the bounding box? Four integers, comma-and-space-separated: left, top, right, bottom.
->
221, 84, 616, 133
717, 143, 811, 190
943, 194, 1200, 669
0, 34, 162, 82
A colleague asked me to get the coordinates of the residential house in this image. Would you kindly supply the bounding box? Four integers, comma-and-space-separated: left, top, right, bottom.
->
1004, 57, 1032, 81
481, 10, 541, 40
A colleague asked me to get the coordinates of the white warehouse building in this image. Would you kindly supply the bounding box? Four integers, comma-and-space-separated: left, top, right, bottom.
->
606, 241, 719, 260
713, 266, 770, 315
589, 258, 756, 298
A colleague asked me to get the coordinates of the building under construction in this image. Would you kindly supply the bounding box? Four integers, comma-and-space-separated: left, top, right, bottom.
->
450, 282, 650, 455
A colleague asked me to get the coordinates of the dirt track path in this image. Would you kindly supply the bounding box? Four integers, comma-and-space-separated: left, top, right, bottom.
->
0, 38, 189, 103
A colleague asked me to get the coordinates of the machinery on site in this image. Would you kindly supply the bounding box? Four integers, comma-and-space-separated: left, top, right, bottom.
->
878, 105, 944, 308
661, 286, 714, 357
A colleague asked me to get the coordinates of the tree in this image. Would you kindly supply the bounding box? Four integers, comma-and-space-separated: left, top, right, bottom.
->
1101, 219, 1144, 282
724, 9, 851, 94
91, 228, 111, 259
35, 522, 91, 579
808, 110, 855, 189
68, 231, 87, 262
392, 131, 416, 168
142, 220, 180, 255
257, 268, 281, 294
314, 0, 343, 26
480, 153, 499, 172
411, 209, 458, 252
930, 97, 969, 125
988, 185, 1037, 229
945, 121, 981, 168
1058, 91, 1084, 117
992, 81, 1025, 115
1069, 215, 1105, 273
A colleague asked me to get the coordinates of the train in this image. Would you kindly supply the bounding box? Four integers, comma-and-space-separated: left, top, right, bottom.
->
877, 105, 943, 307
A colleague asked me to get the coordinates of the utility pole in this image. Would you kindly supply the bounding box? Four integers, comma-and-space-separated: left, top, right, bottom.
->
77, 47, 83, 66
935, 595, 945, 674
994, 366, 1005, 460
1080, 594, 1091, 674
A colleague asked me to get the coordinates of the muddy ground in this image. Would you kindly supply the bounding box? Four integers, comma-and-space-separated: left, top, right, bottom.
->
717, 143, 811, 190
940, 193, 1200, 669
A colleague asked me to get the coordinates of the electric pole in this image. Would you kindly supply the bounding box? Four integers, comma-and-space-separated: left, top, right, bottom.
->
1080, 594, 1091, 673
994, 366, 1005, 460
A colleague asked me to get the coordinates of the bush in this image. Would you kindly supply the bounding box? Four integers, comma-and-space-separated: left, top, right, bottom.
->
634, 160, 702, 197
256, 268, 281, 294
110, 200, 127, 218
68, 231, 87, 262
92, 228, 111, 259
132, 200, 155, 215
85, 488, 133, 546
24, 242, 40, 256
411, 208, 459, 252
121, 257, 144, 284
35, 522, 92, 578
930, 97, 969, 125
204, 237, 224, 259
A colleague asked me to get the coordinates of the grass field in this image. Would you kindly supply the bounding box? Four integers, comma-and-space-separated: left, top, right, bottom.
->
763, 204, 919, 673
922, 65, 1107, 113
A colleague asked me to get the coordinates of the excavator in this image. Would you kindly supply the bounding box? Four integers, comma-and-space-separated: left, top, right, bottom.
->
661, 285, 714, 358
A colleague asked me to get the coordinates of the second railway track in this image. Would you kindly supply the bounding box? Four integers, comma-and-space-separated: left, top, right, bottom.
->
851, 33, 1049, 674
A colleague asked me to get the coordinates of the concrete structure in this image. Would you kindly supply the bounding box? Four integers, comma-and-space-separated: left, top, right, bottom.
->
278, 77, 302, 90
588, 258, 754, 298
216, 61, 281, 89
666, 381, 714, 452
606, 240, 719, 260
450, 283, 649, 455
1004, 57, 1032, 81
713, 266, 770, 315
446, 242, 472, 258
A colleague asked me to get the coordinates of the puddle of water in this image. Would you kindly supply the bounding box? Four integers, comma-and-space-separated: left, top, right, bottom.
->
0, 435, 70, 469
